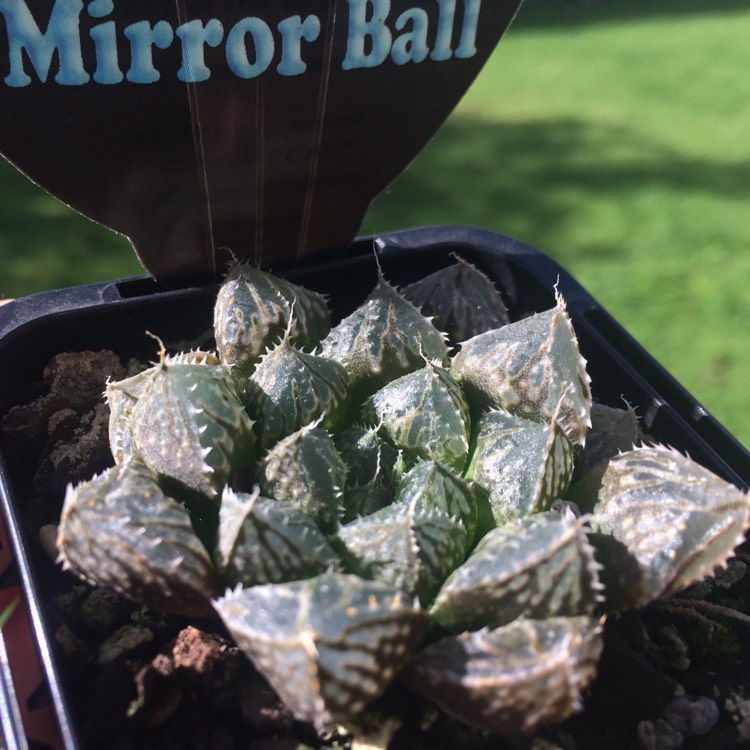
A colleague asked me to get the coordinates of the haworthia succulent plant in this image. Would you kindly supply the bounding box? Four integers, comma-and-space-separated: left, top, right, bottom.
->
57, 459, 218, 617
213, 573, 429, 729
49, 257, 750, 744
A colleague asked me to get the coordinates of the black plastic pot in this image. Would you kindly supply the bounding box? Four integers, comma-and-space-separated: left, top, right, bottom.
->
0, 226, 748, 748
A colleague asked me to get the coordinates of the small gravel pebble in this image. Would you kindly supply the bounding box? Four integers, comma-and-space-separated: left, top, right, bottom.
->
663, 694, 720, 737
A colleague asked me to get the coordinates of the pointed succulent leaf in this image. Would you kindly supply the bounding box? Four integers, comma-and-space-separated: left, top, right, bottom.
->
216, 487, 340, 587
106, 351, 221, 464
319, 272, 449, 404
339, 483, 390, 525
166, 350, 223, 367
451, 294, 592, 447
430, 512, 602, 632
336, 425, 399, 522
465, 409, 575, 526
256, 422, 346, 533
401, 617, 603, 737
589, 445, 750, 607
362, 362, 470, 471
214, 572, 429, 729
214, 262, 331, 377
338, 501, 467, 606
576, 402, 643, 477
395, 459, 479, 550
336, 424, 399, 488
401, 256, 510, 346
131, 359, 255, 500
246, 332, 350, 450
56, 459, 218, 617
106, 367, 152, 465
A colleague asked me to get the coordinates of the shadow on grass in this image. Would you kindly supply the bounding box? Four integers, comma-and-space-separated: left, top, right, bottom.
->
364, 115, 750, 265
514, 0, 750, 29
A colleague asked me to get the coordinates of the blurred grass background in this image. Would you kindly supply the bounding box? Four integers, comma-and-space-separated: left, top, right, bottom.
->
0, 0, 747, 447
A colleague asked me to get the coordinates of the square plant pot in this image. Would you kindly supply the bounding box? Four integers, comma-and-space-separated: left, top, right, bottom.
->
0, 226, 747, 749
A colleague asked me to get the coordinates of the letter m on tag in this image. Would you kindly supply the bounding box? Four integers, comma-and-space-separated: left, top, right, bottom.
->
0, 0, 89, 86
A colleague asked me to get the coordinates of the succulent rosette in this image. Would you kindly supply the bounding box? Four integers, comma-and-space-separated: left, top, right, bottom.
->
54, 260, 749, 742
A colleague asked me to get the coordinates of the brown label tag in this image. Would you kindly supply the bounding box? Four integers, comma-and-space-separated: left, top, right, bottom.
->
0, 1, 523, 281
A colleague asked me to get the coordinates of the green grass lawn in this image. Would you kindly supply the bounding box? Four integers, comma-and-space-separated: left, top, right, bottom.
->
0, 0, 747, 447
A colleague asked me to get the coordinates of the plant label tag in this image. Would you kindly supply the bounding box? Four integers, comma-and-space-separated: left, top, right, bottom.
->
0, 0, 524, 281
